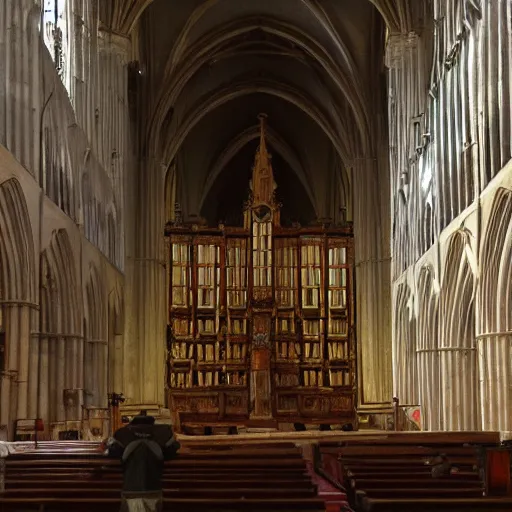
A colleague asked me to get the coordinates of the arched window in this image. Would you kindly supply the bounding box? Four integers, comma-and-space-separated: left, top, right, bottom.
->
42, 0, 71, 92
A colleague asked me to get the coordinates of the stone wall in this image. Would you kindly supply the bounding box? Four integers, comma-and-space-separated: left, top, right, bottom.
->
0, 0, 131, 440
389, 0, 512, 431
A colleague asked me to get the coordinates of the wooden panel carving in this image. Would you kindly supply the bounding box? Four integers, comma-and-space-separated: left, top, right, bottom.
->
225, 392, 249, 416
172, 394, 219, 414
277, 394, 298, 413
331, 394, 353, 412
300, 395, 331, 416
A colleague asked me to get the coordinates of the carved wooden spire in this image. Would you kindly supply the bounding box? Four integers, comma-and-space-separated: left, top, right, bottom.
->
250, 114, 276, 206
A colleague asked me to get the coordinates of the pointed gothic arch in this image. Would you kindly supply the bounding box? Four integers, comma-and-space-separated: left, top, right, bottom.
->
393, 283, 417, 406
39, 229, 81, 426
416, 266, 440, 430
0, 179, 36, 301
440, 231, 478, 430
0, 178, 36, 434
478, 188, 512, 430
84, 264, 107, 408
198, 124, 316, 214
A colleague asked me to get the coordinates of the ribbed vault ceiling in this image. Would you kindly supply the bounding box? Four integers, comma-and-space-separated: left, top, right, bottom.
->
111, 0, 414, 225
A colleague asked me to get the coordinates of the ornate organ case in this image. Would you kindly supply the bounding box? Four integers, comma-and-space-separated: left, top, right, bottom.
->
165, 115, 355, 430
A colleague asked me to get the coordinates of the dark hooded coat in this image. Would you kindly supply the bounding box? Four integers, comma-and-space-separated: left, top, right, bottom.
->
107, 415, 180, 492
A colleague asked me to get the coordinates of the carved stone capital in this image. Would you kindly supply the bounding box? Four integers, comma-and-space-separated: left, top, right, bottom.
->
385, 32, 419, 69
98, 28, 132, 63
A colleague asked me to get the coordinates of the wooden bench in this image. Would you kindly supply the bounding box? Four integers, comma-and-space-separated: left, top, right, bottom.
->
358, 496, 512, 512
1, 487, 319, 498
6, 478, 313, 489
316, 433, 511, 511
0, 497, 328, 511
0, 442, 327, 512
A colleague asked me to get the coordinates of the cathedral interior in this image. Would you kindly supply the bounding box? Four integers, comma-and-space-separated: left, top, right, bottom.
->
0, 0, 511, 444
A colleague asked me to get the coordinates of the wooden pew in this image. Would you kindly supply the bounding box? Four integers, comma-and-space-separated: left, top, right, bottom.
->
1, 487, 318, 499
6, 478, 313, 489
316, 433, 511, 511
358, 495, 512, 512
0, 497, 328, 511
0, 442, 327, 512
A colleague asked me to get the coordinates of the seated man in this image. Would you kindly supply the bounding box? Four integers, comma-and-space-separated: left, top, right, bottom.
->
105, 411, 180, 512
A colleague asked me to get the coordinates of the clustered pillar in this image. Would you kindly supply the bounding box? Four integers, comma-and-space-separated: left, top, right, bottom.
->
353, 157, 393, 417
0, 301, 36, 439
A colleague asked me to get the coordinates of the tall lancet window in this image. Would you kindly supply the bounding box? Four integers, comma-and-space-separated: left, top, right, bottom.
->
42, 0, 71, 93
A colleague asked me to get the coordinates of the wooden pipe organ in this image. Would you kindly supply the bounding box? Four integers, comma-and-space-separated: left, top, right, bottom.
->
165, 114, 355, 429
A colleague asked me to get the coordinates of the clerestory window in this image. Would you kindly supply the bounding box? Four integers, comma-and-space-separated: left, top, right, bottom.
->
42, 0, 71, 93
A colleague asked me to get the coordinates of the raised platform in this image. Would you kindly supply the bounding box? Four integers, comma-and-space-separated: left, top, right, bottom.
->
179, 430, 503, 447
0, 430, 503, 456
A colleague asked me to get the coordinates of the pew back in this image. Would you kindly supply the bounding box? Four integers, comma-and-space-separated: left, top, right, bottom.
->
0, 442, 326, 512
317, 432, 511, 512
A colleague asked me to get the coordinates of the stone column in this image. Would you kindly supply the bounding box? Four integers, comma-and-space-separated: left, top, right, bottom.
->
0, 301, 34, 438
27, 332, 40, 420
375, 31, 421, 425
15, 303, 33, 420
97, 29, 130, 266
95, 29, 132, 403
97, 30, 130, 181
477, 229, 512, 431
37, 332, 49, 427
353, 156, 393, 421
124, 157, 166, 408
112, 332, 124, 394
0, 0, 42, 175
477, 332, 512, 431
